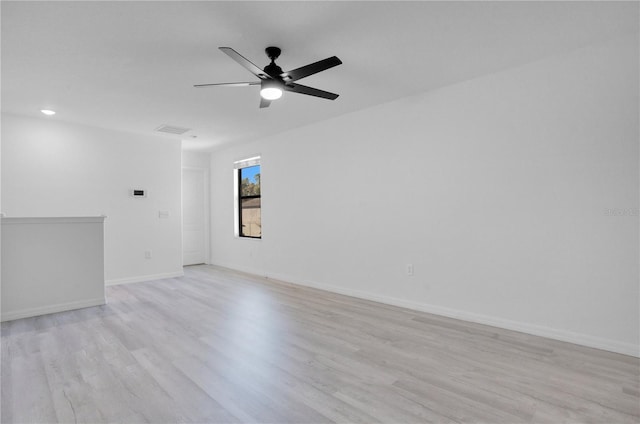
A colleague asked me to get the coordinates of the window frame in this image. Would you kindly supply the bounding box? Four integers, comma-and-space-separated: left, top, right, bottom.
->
237, 164, 261, 239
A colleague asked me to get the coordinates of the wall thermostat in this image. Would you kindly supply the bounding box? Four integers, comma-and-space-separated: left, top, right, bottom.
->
131, 189, 146, 197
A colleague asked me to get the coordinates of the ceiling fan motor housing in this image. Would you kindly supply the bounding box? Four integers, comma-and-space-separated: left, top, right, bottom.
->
264, 63, 284, 79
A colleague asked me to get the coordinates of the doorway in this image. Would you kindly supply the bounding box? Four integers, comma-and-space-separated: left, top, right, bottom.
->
182, 167, 209, 265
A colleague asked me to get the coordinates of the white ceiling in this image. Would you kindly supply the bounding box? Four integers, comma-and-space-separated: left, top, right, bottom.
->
2, 1, 637, 151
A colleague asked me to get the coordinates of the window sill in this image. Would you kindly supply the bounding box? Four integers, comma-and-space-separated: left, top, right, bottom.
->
237, 236, 262, 241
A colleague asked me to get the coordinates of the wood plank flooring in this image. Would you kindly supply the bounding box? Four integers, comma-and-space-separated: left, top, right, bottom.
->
2, 265, 639, 423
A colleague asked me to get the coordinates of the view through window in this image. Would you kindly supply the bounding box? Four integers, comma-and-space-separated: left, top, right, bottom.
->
238, 164, 261, 238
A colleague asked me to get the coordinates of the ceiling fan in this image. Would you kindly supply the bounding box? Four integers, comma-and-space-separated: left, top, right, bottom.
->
194, 47, 342, 108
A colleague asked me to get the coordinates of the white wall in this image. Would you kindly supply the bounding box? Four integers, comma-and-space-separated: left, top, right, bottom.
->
209, 35, 639, 356
2, 217, 106, 321
1, 115, 183, 284
182, 150, 211, 169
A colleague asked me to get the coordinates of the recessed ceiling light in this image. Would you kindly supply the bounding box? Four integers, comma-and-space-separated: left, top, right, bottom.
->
40, 109, 56, 116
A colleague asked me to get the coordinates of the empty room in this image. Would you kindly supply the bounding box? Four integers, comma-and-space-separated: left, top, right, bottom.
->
1, 1, 638, 423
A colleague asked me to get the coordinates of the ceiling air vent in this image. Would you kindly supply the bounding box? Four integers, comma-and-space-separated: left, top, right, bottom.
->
155, 124, 191, 135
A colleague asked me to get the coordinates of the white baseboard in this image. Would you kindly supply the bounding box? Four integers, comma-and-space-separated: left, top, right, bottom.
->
105, 270, 184, 286
1, 297, 106, 322
209, 262, 639, 358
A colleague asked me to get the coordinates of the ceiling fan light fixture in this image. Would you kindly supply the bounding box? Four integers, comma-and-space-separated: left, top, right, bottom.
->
260, 85, 283, 101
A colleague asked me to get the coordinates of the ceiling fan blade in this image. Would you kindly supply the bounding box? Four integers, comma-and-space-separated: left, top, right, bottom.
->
219, 47, 270, 80
194, 82, 260, 87
260, 98, 271, 108
284, 83, 339, 100
281, 56, 342, 82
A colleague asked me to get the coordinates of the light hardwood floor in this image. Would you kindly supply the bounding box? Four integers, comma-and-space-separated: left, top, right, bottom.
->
2, 265, 639, 423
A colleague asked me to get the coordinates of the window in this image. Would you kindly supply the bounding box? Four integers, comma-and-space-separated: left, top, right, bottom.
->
236, 159, 261, 238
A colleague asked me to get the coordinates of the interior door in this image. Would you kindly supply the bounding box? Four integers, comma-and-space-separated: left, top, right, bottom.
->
182, 168, 207, 265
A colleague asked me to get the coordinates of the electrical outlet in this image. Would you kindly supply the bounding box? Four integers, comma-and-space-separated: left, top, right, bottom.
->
406, 264, 414, 276
145, 250, 152, 259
